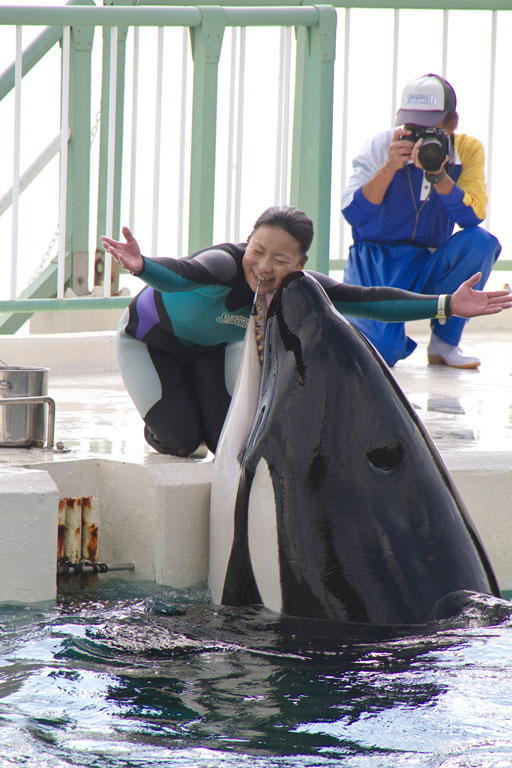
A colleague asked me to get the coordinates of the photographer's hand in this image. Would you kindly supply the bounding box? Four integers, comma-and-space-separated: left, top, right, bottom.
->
362, 129, 412, 205
412, 142, 454, 194
387, 127, 416, 171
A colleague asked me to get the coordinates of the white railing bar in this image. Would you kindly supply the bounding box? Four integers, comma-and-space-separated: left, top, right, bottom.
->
337, 8, 351, 269
275, 26, 286, 204
487, 9, 497, 231
57, 25, 70, 300
177, 27, 188, 258
281, 25, 292, 203
391, 9, 399, 126
128, 26, 139, 232
0, 133, 65, 217
151, 26, 164, 259
104, 26, 118, 298
442, 10, 448, 78
233, 26, 245, 243
11, 25, 22, 300
225, 27, 238, 240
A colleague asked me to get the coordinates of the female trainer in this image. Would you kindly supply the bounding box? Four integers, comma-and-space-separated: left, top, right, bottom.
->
102, 205, 511, 457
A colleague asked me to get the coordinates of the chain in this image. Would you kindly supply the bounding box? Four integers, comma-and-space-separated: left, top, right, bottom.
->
26, 109, 102, 288
28, 227, 60, 285
90, 109, 101, 146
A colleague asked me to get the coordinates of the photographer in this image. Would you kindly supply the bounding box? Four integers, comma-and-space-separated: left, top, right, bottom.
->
341, 73, 501, 368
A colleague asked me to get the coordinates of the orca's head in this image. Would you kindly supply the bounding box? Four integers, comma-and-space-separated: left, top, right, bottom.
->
264, 272, 341, 382
268, 270, 323, 316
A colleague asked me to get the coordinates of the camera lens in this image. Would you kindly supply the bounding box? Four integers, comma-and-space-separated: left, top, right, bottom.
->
418, 139, 446, 172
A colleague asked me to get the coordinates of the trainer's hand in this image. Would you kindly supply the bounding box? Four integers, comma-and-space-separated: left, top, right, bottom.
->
450, 273, 512, 317
101, 226, 144, 275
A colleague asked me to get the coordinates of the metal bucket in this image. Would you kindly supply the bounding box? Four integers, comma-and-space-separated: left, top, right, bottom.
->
0, 366, 50, 447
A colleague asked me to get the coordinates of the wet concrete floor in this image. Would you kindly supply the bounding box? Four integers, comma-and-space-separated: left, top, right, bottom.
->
0, 329, 510, 467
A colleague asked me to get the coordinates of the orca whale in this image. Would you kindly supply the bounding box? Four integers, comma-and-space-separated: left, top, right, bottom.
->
209, 272, 500, 625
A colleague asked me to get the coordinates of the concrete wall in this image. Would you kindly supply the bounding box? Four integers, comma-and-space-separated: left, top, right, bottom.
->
446, 452, 512, 594
28, 455, 214, 588
0, 332, 119, 374
1, 449, 510, 604
0, 467, 59, 603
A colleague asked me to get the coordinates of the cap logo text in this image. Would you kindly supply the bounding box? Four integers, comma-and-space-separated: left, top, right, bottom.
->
406, 94, 438, 107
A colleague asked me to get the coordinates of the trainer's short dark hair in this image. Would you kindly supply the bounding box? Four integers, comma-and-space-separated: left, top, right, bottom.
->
250, 205, 314, 259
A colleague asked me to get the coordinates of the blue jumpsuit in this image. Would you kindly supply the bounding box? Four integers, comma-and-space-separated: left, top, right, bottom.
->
118, 242, 451, 455
342, 130, 501, 366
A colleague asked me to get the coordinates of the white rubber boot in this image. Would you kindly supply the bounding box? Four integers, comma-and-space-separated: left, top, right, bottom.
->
427, 335, 481, 369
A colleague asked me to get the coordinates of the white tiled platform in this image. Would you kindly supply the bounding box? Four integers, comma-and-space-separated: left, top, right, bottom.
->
0, 317, 510, 599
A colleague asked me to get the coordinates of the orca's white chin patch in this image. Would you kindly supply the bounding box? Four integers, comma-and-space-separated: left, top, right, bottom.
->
248, 458, 282, 614
209, 316, 262, 605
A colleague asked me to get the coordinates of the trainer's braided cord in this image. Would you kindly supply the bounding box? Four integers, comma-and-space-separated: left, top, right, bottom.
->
253, 295, 266, 366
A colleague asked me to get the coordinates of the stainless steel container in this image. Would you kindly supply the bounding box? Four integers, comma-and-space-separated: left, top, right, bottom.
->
0, 366, 49, 447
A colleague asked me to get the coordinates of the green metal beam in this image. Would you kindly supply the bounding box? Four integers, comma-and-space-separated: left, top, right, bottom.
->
67, 21, 95, 295
291, 5, 337, 273
0, 259, 71, 335
0, 0, 97, 101
138, 0, 512, 6
0, 7, 204, 26
1, 1, 511, 24
0, 26, 61, 101
188, 7, 225, 253
0, 296, 131, 314
222, 7, 319, 25
95, 21, 128, 292
138, 0, 302, 5
326, 0, 512, 7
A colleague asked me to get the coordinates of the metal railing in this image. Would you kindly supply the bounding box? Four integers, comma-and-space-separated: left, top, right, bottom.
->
0, 1, 510, 334
0, 2, 336, 332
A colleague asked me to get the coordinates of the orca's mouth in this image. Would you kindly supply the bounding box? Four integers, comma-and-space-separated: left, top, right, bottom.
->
267, 271, 305, 316
279, 271, 304, 289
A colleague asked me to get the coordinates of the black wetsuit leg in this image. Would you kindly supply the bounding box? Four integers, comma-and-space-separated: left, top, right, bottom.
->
144, 345, 231, 456
187, 346, 232, 453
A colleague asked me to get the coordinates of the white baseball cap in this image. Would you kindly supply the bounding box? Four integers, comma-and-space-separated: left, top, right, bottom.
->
395, 74, 457, 127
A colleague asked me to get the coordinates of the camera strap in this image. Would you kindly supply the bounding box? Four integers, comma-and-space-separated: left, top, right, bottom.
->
406, 133, 454, 243
448, 134, 455, 177
406, 165, 431, 242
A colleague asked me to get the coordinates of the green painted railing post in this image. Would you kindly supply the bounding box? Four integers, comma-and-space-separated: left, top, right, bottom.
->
95, 10, 129, 291
188, 6, 225, 254
290, 5, 337, 273
0, 0, 99, 102
67, 21, 95, 295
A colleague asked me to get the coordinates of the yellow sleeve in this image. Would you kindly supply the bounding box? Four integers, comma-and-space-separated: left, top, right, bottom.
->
454, 134, 488, 221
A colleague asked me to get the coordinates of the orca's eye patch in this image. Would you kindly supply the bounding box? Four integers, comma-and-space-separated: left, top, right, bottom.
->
366, 441, 404, 471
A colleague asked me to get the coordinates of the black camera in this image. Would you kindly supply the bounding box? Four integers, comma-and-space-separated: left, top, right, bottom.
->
400, 127, 449, 172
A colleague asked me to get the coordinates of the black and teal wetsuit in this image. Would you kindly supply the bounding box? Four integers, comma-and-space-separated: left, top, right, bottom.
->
118, 242, 446, 456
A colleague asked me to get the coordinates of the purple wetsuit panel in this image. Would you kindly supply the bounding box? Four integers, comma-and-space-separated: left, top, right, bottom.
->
135, 288, 160, 339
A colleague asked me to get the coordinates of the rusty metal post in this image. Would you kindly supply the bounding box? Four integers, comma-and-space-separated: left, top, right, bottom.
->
57, 498, 67, 561
81, 495, 100, 562
62, 497, 82, 563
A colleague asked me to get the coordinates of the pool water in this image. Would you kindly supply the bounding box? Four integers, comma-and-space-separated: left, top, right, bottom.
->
1, 578, 512, 768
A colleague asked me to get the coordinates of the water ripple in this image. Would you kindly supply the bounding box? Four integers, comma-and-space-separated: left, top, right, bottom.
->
0, 581, 510, 766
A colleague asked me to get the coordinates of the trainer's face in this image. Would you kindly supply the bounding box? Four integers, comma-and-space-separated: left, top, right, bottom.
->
243, 226, 306, 295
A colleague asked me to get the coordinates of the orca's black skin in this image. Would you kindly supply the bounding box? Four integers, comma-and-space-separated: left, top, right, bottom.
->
221, 272, 500, 625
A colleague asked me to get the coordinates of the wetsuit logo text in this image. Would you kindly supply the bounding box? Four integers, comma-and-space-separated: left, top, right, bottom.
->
216, 313, 248, 329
